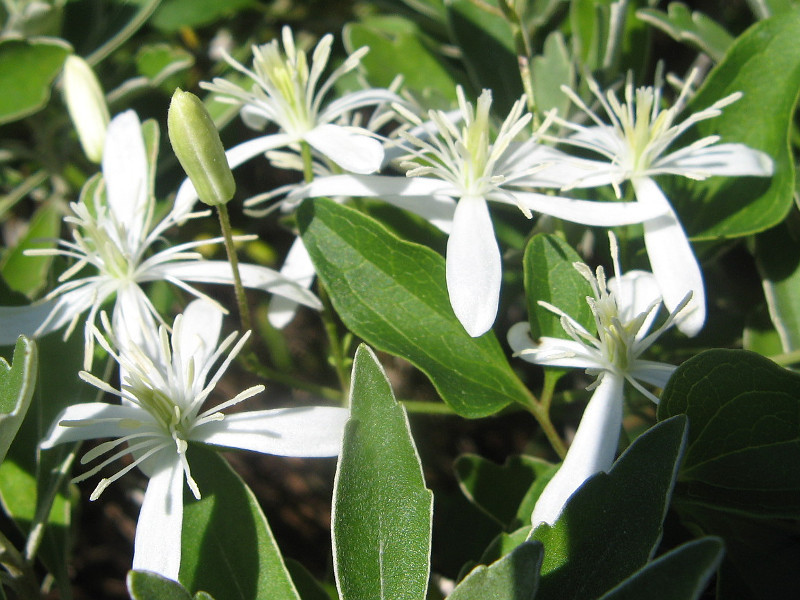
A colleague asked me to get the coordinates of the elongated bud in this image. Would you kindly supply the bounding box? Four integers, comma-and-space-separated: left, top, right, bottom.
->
62, 55, 109, 163
168, 89, 235, 206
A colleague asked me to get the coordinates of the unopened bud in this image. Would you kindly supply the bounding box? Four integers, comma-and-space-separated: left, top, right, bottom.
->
62, 55, 109, 163
168, 89, 235, 206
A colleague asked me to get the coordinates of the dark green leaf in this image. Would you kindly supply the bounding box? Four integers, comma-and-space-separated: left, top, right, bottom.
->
332, 345, 432, 600
448, 541, 543, 600
297, 198, 533, 418
127, 570, 193, 600
659, 349, 800, 518
597, 537, 724, 600
285, 559, 331, 600
678, 10, 800, 239
0, 336, 37, 465
0, 37, 71, 125
524, 233, 595, 341
636, 3, 734, 62
531, 416, 688, 600
454, 454, 554, 529
446, 0, 523, 114
180, 445, 300, 600
151, 0, 256, 32
0, 202, 61, 298
478, 526, 532, 565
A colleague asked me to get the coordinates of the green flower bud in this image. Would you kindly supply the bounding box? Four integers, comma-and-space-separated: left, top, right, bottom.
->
62, 55, 109, 163
167, 89, 235, 206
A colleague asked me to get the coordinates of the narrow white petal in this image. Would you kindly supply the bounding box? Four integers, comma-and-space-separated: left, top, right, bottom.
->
132, 456, 185, 580
608, 270, 662, 336
634, 178, 705, 336
142, 260, 322, 310
40, 403, 154, 448
510, 191, 666, 226
660, 143, 774, 177
507, 323, 603, 370
267, 238, 316, 329
531, 374, 624, 527
446, 196, 501, 337
305, 124, 384, 174
112, 284, 159, 354
379, 194, 456, 233
193, 407, 349, 457
287, 174, 454, 203
630, 360, 677, 389
103, 111, 148, 244
179, 300, 224, 363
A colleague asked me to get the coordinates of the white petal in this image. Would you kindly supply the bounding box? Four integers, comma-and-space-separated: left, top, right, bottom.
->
634, 178, 705, 336
660, 143, 774, 177
40, 403, 154, 448
630, 360, 677, 389
112, 284, 159, 354
305, 124, 384, 174
141, 260, 322, 310
287, 174, 454, 204
177, 300, 224, 364
193, 407, 349, 457
446, 196, 501, 337
267, 238, 316, 329
172, 134, 294, 220
319, 89, 402, 122
103, 111, 149, 244
510, 191, 666, 226
379, 194, 456, 233
531, 374, 624, 527
608, 270, 662, 337
507, 323, 603, 370
0, 299, 59, 344
132, 455, 185, 580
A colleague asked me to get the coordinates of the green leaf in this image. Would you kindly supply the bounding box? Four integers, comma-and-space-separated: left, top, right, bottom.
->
478, 525, 532, 565
332, 345, 433, 600
127, 570, 193, 600
636, 3, 734, 62
0, 202, 61, 298
0, 36, 71, 124
658, 349, 800, 518
0, 336, 36, 465
454, 454, 554, 529
136, 43, 194, 91
448, 541, 543, 600
529, 32, 575, 118
446, 0, 523, 114
531, 416, 688, 600
285, 559, 331, 600
343, 16, 459, 108
297, 198, 533, 418
151, 0, 256, 32
523, 233, 594, 341
677, 10, 800, 239
180, 445, 300, 600
755, 220, 800, 352
597, 537, 724, 600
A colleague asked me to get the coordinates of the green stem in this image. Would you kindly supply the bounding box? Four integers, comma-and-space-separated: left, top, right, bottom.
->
86, 0, 161, 65
770, 349, 800, 366
241, 352, 341, 402
216, 203, 252, 335
0, 529, 40, 600
300, 142, 315, 183
401, 401, 458, 415
518, 385, 567, 459
319, 284, 350, 398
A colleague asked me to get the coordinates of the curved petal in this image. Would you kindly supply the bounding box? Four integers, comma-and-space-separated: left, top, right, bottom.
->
305, 124, 384, 174
193, 406, 349, 457
630, 359, 676, 389
531, 374, 624, 527
177, 300, 224, 366
40, 403, 155, 448
0, 298, 59, 344
112, 284, 159, 354
132, 455, 185, 580
608, 270, 662, 338
286, 174, 454, 204
510, 191, 666, 226
446, 196, 501, 337
141, 260, 322, 310
659, 143, 774, 177
379, 194, 456, 233
103, 111, 149, 245
633, 178, 705, 336
267, 237, 316, 329
319, 88, 402, 122
507, 323, 604, 370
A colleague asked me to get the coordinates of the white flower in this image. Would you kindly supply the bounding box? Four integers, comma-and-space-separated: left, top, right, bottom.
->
40, 300, 349, 580
508, 233, 683, 527
200, 26, 399, 175
62, 55, 109, 163
287, 87, 664, 337
0, 110, 321, 362
539, 71, 774, 336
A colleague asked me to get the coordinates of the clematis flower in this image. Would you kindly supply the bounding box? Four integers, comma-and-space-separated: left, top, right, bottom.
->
40, 300, 349, 580
538, 71, 774, 336
507, 233, 684, 527
200, 25, 400, 176
288, 87, 664, 337
0, 110, 321, 362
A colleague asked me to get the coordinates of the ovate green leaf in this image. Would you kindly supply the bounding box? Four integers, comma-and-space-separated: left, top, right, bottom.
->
0, 336, 37, 465
636, 3, 734, 62
127, 570, 193, 600
448, 541, 543, 600
332, 345, 432, 600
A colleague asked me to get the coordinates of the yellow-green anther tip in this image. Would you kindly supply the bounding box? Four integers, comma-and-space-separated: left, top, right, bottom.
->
168, 88, 235, 206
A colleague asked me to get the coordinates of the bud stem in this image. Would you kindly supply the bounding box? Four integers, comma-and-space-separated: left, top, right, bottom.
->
216, 203, 252, 336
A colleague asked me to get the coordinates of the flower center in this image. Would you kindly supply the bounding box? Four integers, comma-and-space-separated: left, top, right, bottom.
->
253, 39, 313, 134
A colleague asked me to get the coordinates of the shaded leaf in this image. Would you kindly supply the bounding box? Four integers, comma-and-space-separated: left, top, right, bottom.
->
448, 541, 543, 600
151, 0, 256, 32
0, 202, 61, 298
636, 3, 734, 62
332, 345, 432, 600
0, 336, 37, 465
127, 570, 193, 600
